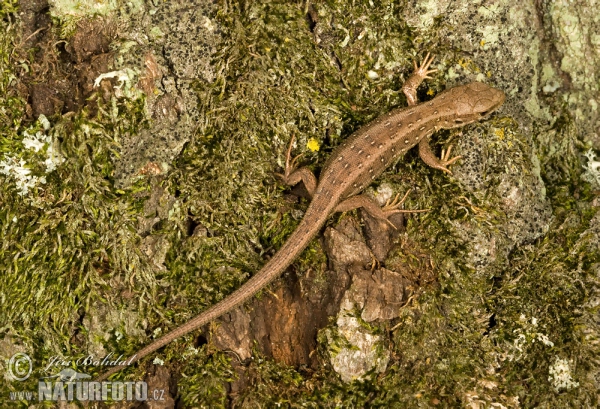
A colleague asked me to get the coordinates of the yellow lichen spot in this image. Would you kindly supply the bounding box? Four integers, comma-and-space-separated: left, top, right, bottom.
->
480, 40, 486, 47
486, 71, 492, 77
265, 47, 271, 52
494, 128, 505, 139
284, 37, 290, 43
427, 88, 435, 96
307, 138, 320, 152
458, 58, 470, 69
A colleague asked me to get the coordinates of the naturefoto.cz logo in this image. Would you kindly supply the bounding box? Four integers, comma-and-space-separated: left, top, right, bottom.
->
39, 368, 150, 402
6, 353, 166, 403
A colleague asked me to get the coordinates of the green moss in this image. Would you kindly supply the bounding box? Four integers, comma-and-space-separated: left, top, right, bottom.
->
0, 3, 155, 389
177, 348, 236, 408
0, 0, 18, 21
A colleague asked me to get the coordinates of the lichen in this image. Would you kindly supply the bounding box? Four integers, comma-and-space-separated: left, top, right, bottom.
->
582, 149, 600, 187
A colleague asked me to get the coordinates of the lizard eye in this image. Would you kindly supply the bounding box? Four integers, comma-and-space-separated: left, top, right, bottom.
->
454, 118, 464, 124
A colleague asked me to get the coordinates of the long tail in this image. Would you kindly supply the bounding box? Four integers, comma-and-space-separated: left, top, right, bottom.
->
95, 196, 334, 382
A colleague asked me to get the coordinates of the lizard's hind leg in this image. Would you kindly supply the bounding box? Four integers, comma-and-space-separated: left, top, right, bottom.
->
334, 190, 429, 229
275, 134, 317, 197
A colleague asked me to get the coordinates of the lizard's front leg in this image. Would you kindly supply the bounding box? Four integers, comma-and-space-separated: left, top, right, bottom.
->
276, 134, 317, 197
418, 139, 462, 174
402, 52, 437, 106
402, 53, 462, 173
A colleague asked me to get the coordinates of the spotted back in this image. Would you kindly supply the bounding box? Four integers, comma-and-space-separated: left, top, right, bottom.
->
318, 82, 505, 200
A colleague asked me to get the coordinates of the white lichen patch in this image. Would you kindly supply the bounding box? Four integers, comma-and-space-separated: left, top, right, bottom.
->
367, 182, 394, 206
548, 358, 579, 392
44, 141, 64, 173
0, 156, 42, 196
327, 314, 390, 383
93, 70, 130, 89
367, 70, 379, 80
582, 149, 600, 188
0, 117, 65, 196
326, 295, 390, 383
182, 346, 200, 358
93, 68, 143, 99
21, 132, 46, 152
503, 314, 555, 362
49, 0, 119, 19
476, 24, 502, 50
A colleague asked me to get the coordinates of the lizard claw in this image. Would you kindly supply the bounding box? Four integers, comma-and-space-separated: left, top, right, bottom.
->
382, 190, 411, 213
414, 52, 438, 80
276, 134, 303, 182
380, 189, 430, 229
438, 145, 462, 174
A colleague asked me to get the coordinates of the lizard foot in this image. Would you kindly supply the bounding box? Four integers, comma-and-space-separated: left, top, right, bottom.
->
418, 137, 462, 174
275, 134, 303, 182
335, 191, 429, 230
437, 145, 462, 174
275, 134, 317, 197
381, 190, 429, 229
402, 52, 438, 106
412, 52, 438, 82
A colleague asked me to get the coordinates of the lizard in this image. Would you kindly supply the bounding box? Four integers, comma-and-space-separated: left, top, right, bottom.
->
95, 54, 505, 382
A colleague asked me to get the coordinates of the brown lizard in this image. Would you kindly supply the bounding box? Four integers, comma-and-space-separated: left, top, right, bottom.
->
95, 54, 505, 381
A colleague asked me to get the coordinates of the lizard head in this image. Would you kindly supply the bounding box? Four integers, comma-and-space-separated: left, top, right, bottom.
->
436, 82, 505, 129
